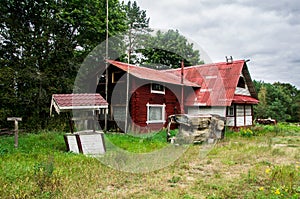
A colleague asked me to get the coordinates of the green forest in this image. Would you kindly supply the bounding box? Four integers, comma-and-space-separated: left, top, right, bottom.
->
254, 81, 300, 122
1, 0, 299, 131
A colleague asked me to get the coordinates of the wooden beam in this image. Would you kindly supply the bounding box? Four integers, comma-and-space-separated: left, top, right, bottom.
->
71, 116, 96, 121
7, 117, 22, 148
7, 117, 22, 121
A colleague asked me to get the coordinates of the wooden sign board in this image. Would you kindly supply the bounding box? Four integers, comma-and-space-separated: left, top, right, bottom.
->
64, 131, 106, 155
7, 117, 22, 121
64, 134, 79, 153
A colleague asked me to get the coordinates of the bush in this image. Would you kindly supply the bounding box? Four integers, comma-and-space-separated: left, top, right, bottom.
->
239, 128, 254, 137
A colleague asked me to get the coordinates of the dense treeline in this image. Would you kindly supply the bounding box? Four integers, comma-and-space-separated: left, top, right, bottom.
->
0, 0, 204, 131
0, 0, 127, 130
1, 1, 298, 132
254, 81, 300, 122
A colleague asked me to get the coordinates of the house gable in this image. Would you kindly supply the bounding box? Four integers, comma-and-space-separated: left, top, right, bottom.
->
240, 63, 258, 99
164, 60, 259, 128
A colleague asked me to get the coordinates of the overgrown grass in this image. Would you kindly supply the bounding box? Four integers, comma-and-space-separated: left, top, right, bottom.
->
104, 129, 174, 153
0, 123, 299, 198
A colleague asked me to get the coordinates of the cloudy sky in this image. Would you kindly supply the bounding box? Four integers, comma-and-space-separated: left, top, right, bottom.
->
123, 0, 300, 88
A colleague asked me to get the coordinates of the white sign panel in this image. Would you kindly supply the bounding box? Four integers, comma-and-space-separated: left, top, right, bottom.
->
64, 134, 80, 153
78, 133, 106, 155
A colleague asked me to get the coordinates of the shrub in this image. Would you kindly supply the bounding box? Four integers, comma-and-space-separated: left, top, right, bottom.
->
239, 128, 254, 137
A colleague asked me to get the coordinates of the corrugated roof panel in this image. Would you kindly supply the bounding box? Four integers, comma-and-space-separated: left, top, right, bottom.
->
52, 93, 108, 108
165, 60, 250, 106
107, 60, 200, 87
233, 95, 259, 104
106, 60, 258, 106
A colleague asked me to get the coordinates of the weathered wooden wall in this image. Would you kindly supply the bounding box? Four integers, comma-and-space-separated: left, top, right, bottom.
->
130, 80, 181, 132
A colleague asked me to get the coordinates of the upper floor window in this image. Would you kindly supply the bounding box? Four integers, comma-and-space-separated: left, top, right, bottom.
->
151, 83, 165, 94
112, 71, 124, 83
237, 76, 246, 88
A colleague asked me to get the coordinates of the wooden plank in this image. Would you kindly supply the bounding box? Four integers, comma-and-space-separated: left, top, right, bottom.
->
71, 116, 96, 121
7, 117, 22, 121
7, 117, 22, 148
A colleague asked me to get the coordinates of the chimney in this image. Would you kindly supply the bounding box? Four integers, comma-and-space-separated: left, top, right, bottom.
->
181, 59, 184, 84
226, 56, 233, 64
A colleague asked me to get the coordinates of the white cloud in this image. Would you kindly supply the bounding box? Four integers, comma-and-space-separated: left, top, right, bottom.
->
122, 0, 300, 88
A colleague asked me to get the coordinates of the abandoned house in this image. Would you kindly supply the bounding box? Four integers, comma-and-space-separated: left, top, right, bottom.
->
96, 58, 259, 132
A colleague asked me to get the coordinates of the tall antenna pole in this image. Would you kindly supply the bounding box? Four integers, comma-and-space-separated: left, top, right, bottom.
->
104, 0, 109, 132
124, 28, 131, 133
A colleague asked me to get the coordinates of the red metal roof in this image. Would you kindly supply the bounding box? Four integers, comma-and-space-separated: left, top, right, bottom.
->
107, 60, 199, 87
51, 93, 108, 114
106, 60, 258, 106
232, 95, 259, 104
165, 60, 257, 106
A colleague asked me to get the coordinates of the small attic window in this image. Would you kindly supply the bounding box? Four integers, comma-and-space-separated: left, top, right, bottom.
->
151, 83, 165, 94
112, 71, 124, 83
237, 76, 246, 88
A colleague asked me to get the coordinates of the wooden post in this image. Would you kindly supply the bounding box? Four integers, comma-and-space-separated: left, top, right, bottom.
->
7, 117, 22, 148
180, 60, 185, 114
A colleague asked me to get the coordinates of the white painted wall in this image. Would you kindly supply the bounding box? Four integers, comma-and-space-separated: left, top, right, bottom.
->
226, 117, 235, 126
187, 106, 226, 116
235, 87, 251, 96
189, 105, 253, 127
246, 116, 253, 126
236, 117, 245, 126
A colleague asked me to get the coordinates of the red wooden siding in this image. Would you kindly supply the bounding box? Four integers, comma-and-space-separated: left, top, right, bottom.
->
129, 82, 181, 132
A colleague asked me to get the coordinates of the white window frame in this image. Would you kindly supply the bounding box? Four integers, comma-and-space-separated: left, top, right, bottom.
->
227, 105, 235, 116
151, 83, 165, 94
146, 103, 166, 124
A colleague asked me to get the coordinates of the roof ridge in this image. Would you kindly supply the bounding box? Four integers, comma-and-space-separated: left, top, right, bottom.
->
163, 60, 246, 72
107, 59, 200, 87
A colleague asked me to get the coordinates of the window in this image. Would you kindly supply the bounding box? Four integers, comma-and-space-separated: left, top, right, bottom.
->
151, 83, 165, 94
236, 105, 244, 116
146, 103, 166, 124
245, 105, 252, 116
112, 71, 124, 83
237, 76, 246, 88
227, 105, 235, 116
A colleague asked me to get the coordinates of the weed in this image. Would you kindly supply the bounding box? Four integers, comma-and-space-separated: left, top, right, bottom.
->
239, 128, 254, 137
183, 194, 195, 199
33, 156, 62, 197
168, 175, 181, 184
0, 147, 9, 155
271, 148, 286, 156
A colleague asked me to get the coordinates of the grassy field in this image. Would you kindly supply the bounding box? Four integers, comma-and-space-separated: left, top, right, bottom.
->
0, 124, 299, 198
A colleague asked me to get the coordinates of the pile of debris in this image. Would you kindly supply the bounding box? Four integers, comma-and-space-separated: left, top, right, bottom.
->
167, 114, 226, 144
